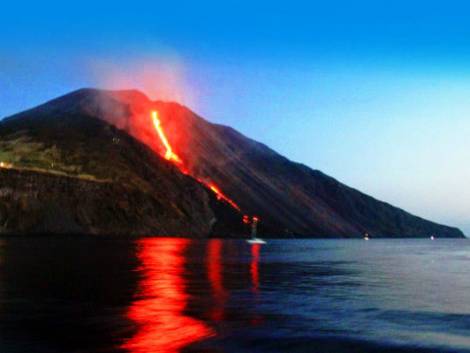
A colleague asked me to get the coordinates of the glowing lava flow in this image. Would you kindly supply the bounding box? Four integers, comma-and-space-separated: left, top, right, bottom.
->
151, 110, 241, 211
207, 183, 240, 211
151, 111, 182, 164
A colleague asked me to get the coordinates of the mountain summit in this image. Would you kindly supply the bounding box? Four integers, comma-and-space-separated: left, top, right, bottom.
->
0, 88, 464, 238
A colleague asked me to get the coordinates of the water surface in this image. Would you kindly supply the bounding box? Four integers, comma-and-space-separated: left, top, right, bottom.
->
1, 238, 470, 352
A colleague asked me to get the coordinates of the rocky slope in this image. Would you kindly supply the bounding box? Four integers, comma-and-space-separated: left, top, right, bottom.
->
0, 88, 464, 237
0, 102, 242, 236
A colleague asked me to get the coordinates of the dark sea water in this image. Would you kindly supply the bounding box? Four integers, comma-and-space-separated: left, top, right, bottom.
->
1, 238, 470, 353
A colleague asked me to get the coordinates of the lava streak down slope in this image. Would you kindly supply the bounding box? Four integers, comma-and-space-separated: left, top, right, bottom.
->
0, 88, 464, 238
150, 110, 241, 212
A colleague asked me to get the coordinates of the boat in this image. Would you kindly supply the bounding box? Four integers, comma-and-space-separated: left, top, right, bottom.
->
430, 235, 435, 240
247, 238, 267, 245
247, 216, 266, 244
364, 233, 370, 241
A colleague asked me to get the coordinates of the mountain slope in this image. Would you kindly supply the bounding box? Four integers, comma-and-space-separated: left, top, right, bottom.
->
0, 95, 242, 236
73, 88, 463, 238
0, 88, 464, 238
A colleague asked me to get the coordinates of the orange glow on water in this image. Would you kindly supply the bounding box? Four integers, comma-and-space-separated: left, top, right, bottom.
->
207, 240, 227, 322
249, 243, 264, 326
121, 239, 213, 353
250, 244, 261, 294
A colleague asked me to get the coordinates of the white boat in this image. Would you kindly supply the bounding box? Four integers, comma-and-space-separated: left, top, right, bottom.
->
430, 235, 435, 240
364, 233, 370, 241
247, 238, 267, 245
247, 216, 266, 244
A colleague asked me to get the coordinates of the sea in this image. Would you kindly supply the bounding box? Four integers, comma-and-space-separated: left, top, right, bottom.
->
1, 237, 470, 353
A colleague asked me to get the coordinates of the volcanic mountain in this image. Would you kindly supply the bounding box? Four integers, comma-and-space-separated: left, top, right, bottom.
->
0, 88, 464, 238
0, 91, 242, 236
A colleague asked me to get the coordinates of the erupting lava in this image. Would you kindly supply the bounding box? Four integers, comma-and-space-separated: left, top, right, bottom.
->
208, 183, 240, 211
151, 111, 182, 164
150, 110, 241, 212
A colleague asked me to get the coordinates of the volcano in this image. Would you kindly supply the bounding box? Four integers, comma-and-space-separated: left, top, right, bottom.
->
0, 88, 464, 238
0, 90, 242, 236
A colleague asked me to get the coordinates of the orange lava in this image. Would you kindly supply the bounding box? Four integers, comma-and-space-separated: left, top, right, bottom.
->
150, 110, 241, 212
207, 183, 241, 211
151, 111, 182, 164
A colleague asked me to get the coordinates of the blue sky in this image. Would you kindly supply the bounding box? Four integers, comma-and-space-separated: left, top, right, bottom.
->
1, 0, 470, 233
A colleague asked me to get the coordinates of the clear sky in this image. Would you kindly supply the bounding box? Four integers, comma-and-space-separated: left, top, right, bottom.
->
1, 0, 469, 234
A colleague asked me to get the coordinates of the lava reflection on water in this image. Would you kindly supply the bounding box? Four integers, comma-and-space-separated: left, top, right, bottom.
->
251, 244, 261, 294
121, 239, 213, 353
207, 240, 228, 322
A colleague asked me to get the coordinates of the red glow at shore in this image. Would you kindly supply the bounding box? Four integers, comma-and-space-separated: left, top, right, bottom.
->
121, 239, 213, 353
